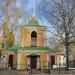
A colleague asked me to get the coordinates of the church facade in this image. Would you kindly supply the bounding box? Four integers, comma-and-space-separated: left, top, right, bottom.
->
0, 17, 63, 70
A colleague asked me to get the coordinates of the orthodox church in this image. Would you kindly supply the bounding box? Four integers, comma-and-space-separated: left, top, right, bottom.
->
0, 16, 63, 70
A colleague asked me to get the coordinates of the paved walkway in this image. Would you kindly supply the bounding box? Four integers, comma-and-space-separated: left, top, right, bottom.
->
0, 70, 75, 75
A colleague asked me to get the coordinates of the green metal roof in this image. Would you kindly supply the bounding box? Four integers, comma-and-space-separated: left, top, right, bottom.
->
8, 45, 21, 51
23, 47, 50, 50
28, 17, 39, 26
50, 48, 56, 52
24, 47, 56, 52
8, 46, 56, 52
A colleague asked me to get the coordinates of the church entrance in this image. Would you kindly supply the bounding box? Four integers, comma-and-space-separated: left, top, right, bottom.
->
27, 55, 40, 69
8, 55, 14, 68
31, 56, 37, 69
51, 55, 55, 68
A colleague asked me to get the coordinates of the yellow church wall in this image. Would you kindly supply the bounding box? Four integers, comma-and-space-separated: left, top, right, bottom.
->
29, 28, 44, 47
6, 51, 17, 68
49, 53, 61, 67
16, 50, 64, 70
69, 46, 75, 60
13, 52, 17, 68
21, 27, 31, 47
18, 51, 27, 70
17, 51, 22, 69
17, 50, 50, 70
40, 51, 46, 70
1, 50, 15, 68
37, 28, 44, 47
21, 27, 45, 47
3, 50, 62, 70
24, 30, 31, 47
56, 54, 60, 65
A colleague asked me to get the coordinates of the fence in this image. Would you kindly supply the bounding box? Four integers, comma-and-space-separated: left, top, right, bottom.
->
0, 63, 75, 74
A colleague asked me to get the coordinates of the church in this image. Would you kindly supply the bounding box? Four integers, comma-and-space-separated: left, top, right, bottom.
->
0, 16, 63, 70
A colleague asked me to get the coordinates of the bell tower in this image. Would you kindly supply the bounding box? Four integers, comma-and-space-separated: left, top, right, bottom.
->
21, 18, 45, 47
21, 0, 45, 47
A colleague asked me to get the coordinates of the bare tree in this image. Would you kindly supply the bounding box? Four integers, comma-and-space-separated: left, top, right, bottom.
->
0, 0, 16, 49
0, 0, 21, 48
0, 0, 29, 49
38, 0, 75, 70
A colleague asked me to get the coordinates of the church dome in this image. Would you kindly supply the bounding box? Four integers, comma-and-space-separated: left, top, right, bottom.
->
28, 17, 39, 26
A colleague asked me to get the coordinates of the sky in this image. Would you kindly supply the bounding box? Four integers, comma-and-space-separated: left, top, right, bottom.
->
0, 0, 56, 47
16, 0, 36, 16
0, 0, 54, 33
0, 0, 44, 25
0, 0, 53, 33
0, 0, 36, 17
15, 0, 44, 25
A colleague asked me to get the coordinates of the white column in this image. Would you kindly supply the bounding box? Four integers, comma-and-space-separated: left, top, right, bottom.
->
1, 54, 7, 68
60, 55, 64, 65
27, 57, 30, 69
17, 52, 21, 69
37, 57, 40, 69
46, 54, 49, 69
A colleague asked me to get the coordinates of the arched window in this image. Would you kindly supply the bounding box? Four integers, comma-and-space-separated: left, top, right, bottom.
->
31, 31, 37, 47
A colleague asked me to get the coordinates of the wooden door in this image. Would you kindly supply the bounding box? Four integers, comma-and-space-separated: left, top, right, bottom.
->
31, 56, 37, 69
8, 55, 13, 68
51, 55, 55, 67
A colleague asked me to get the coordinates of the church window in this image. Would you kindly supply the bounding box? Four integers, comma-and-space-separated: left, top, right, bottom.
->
31, 31, 37, 47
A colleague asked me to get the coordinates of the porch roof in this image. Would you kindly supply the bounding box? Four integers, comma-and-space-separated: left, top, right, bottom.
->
8, 46, 56, 52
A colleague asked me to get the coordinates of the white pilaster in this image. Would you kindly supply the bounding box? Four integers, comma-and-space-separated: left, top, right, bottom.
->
60, 55, 64, 65
17, 52, 21, 69
27, 57, 30, 69
46, 54, 49, 69
37, 57, 40, 69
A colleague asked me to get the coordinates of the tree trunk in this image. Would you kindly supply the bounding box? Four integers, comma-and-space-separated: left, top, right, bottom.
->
65, 44, 69, 71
